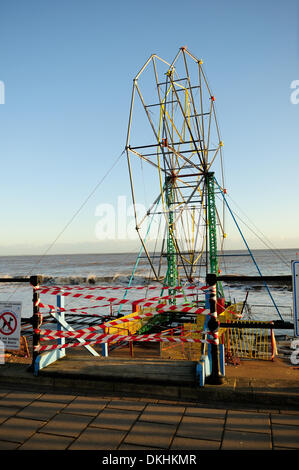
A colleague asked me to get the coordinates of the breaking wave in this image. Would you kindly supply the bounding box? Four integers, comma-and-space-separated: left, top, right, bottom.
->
41, 274, 155, 286
0, 273, 162, 287
43, 274, 164, 286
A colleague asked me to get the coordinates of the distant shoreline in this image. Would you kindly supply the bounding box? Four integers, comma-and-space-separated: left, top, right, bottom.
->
0, 247, 298, 258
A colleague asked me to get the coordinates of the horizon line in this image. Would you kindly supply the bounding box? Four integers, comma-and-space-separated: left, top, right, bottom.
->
0, 247, 298, 257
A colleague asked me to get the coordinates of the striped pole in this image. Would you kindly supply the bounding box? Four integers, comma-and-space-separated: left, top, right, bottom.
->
29, 275, 43, 371
205, 273, 223, 385
57, 292, 65, 359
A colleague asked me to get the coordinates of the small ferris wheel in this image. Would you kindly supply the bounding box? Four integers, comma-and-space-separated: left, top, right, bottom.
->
125, 47, 226, 295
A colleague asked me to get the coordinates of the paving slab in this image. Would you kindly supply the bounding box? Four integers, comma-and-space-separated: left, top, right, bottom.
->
221, 429, 272, 450
225, 410, 271, 434
139, 404, 185, 425
68, 426, 126, 450
0, 406, 19, 424
271, 413, 299, 426
185, 406, 226, 419
124, 421, 177, 449
40, 412, 92, 437
16, 400, 67, 421
0, 417, 45, 443
18, 432, 74, 450
171, 436, 220, 450
118, 443, 159, 450
272, 424, 299, 449
177, 415, 224, 441
91, 407, 140, 431
0, 439, 19, 449
107, 399, 148, 411
0, 391, 41, 408
39, 393, 77, 404
62, 395, 108, 416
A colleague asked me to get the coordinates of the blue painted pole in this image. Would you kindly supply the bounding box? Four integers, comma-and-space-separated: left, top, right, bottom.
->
57, 293, 65, 359
101, 342, 108, 357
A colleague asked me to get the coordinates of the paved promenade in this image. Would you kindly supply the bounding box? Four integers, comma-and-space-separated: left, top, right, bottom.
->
0, 356, 298, 455
0, 385, 298, 451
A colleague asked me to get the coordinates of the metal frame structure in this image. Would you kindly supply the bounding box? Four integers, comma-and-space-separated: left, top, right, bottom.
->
125, 47, 226, 300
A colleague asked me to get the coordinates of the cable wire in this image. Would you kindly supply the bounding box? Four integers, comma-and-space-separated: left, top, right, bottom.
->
6, 149, 124, 301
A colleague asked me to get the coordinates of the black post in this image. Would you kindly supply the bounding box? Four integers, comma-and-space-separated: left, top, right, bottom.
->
205, 273, 223, 385
28, 275, 43, 372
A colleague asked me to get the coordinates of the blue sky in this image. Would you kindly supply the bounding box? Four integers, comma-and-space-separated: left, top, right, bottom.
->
0, 0, 298, 255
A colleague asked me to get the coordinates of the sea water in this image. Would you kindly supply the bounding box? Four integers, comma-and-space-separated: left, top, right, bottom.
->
0, 249, 296, 331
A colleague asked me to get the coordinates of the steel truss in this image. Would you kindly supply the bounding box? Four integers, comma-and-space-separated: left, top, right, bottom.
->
125, 47, 226, 299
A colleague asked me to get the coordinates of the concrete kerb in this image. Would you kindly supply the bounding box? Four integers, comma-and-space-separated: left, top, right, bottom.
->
0, 363, 298, 409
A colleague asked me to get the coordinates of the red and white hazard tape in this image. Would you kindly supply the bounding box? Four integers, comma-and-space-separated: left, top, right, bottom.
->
37, 306, 209, 339
38, 301, 112, 316
39, 328, 218, 342
38, 324, 199, 342
104, 304, 208, 326
35, 289, 202, 311
34, 331, 218, 353
38, 284, 208, 293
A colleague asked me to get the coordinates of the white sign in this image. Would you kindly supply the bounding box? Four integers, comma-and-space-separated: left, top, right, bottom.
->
292, 261, 299, 337
0, 302, 22, 349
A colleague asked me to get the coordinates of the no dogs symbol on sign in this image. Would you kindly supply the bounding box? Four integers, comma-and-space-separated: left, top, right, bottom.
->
0, 303, 22, 349
0, 312, 17, 335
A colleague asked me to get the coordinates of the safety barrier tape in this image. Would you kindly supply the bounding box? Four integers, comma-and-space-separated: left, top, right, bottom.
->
35, 289, 202, 310
39, 328, 218, 342
36, 297, 241, 321
38, 322, 217, 342
80, 304, 208, 332
34, 331, 218, 353
37, 306, 209, 338
37, 284, 208, 292
38, 302, 116, 315
39, 325, 199, 342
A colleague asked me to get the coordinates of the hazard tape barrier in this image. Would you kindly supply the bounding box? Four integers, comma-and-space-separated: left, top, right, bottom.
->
38, 302, 107, 316
102, 304, 208, 327
32, 283, 244, 359
34, 331, 218, 353
38, 324, 215, 342
35, 290, 202, 312
37, 284, 208, 293
38, 322, 218, 342
39, 328, 218, 342
36, 306, 209, 338
35, 297, 242, 344
36, 298, 242, 324
35, 287, 206, 310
